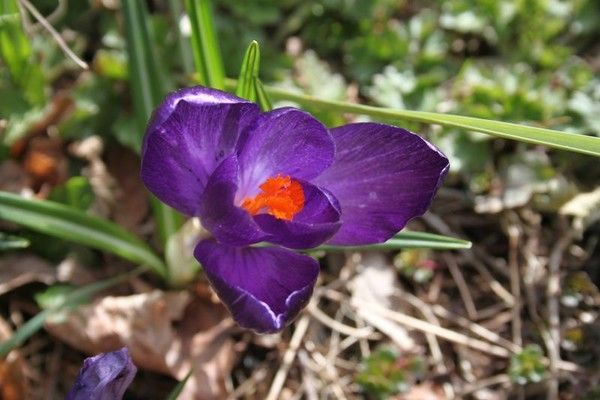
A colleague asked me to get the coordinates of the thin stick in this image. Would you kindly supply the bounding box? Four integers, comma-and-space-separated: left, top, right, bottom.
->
444, 253, 478, 319
265, 315, 310, 400
459, 374, 512, 396
546, 230, 572, 400
506, 220, 523, 348
354, 299, 512, 358
308, 302, 375, 339
430, 303, 521, 353
18, 0, 88, 69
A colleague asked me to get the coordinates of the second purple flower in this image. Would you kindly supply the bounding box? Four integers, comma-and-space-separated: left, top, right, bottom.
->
141, 87, 449, 333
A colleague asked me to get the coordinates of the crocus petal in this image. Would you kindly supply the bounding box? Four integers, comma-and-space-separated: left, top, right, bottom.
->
198, 155, 269, 246
254, 181, 341, 249
141, 86, 259, 215
194, 240, 319, 333
66, 347, 137, 400
236, 107, 335, 198
314, 123, 449, 245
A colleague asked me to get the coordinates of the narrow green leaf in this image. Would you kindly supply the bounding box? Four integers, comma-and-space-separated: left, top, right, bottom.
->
223, 80, 600, 157
0, 232, 29, 250
167, 0, 194, 74
165, 369, 194, 400
185, 0, 225, 89
253, 78, 273, 111
235, 41, 260, 101
122, 0, 182, 245
267, 86, 600, 157
0, 267, 144, 357
0, 191, 167, 278
0, 0, 44, 105
313, 231, 472, 251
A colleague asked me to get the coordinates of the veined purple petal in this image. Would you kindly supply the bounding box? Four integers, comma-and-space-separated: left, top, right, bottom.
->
194, 240, 319, 333
236, 107, 334, 199
314, 123, 449, 245
254, 181, 341, 249
198, 155, 268, 246
141, 86, 259, 215
66, 347, 137, 400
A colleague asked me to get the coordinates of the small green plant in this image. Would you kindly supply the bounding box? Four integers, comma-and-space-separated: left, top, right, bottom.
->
356, 347, 424, 398
509, 344, 547, 385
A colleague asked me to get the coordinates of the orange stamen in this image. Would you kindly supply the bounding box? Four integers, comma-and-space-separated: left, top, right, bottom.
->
241, 175, 305, 221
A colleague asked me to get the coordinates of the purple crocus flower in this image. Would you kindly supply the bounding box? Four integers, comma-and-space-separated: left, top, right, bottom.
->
141, 87, 449, 333
66, 347, 137, 400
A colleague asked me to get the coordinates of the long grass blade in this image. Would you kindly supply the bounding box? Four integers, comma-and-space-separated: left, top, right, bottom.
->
254, 78, 273, 111
236, 41, 260, 101
185, 0, 225, 89
223, 79, 600, 157
0, 191, 167, 278
264, 86, 600, 157
0, 267, 145, 357
122, 0, 181, 245
314, 231, 472, 251
165, 369, 194, 400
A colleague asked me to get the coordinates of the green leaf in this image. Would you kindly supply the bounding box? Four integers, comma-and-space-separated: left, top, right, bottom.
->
314, 231, 472, 251
0, 0, 45, 105
0, 232, 29, 250
253, 78, 273, 111
224, 82, 600, 157
122, 0, 182, 245
185, 0, 225, 89
235, 41, 260, 101
165, 369, 194, 400
0, 191, 167, 278
122, 0, 165, 144
0, 267, 144, 357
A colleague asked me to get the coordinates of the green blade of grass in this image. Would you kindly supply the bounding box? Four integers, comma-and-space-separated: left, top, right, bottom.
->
235, 41, 260, 101
0, 191, 167, 278
265, 86, 600, 157
167, 0, 194, 75
122, 0, 181, 246
0, 232, 30, 250
313, 231, 472, 251
254, 77, 273, 111
165, 369, 194, 400
223, 79, 600, 157
0, 267, 145, 357
185, 0, 225, 89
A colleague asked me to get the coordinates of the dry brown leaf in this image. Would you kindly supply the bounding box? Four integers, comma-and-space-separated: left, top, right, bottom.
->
0, 254, 56, 296
22, 136, 68, 188
351, 253, 416, 352
0, 160, 29, 193
397, 382, 445, 400
105, 145, 149, 232
0, 316, 30, 400
45, 288, 235, 399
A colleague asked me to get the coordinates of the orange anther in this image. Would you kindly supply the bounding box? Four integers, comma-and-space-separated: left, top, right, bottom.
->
241, 175, 304, 221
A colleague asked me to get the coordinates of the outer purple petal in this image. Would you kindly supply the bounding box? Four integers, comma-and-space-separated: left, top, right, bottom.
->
194, 240, 319, 333
141, 86, 260, 215
314, 123, 449, 245
66, 347, 137, 400
236, 108, 334, 198
254, 181, 341, 249
197, 155, 268, 246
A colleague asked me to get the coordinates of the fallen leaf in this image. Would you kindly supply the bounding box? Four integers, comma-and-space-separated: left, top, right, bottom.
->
22, 136, 68, 189
397, 382, 445, 400
351, 252, 416, 352
0, 160, 29, 193
0, 316, 30, 400
45, 288, 235, 399
105, 144, 149, 232
0, 254, 56, 296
